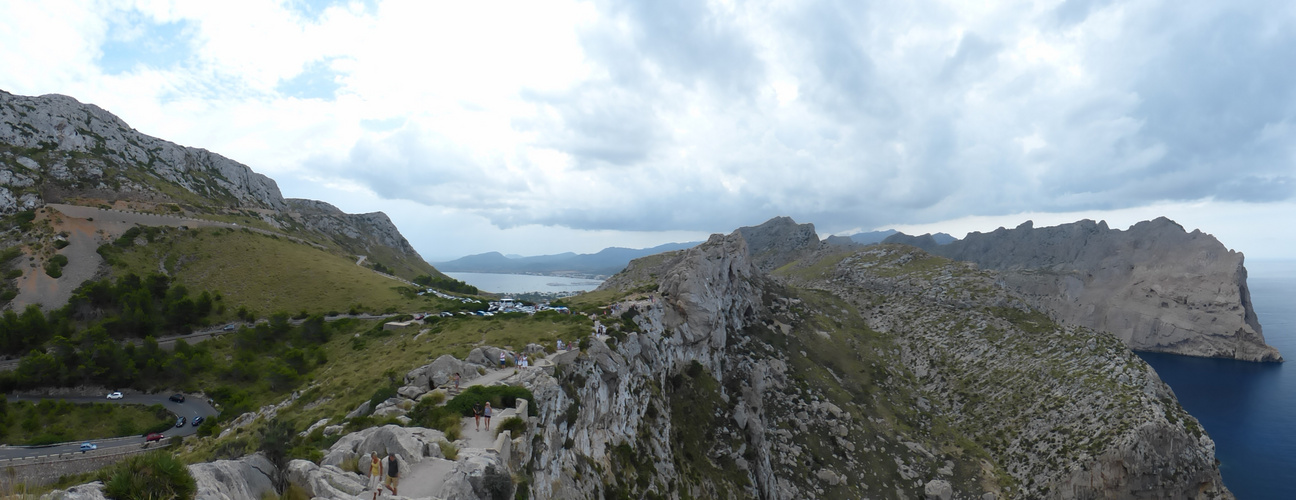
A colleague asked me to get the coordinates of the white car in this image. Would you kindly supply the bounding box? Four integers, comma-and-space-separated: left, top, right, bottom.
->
80, 442, 97, 452
107, 391, 123, 400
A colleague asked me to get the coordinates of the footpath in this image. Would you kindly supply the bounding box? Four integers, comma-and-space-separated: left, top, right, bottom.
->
371, 349, 565, 499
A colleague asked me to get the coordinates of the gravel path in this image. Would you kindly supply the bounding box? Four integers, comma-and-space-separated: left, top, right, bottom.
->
10, 212, 105, 311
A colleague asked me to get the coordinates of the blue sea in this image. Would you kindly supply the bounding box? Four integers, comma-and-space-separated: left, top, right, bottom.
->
444, 272, 604, 294
1138, 259, 1296, 499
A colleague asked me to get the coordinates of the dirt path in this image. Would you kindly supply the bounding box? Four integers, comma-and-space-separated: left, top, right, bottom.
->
10, 212, 105, 311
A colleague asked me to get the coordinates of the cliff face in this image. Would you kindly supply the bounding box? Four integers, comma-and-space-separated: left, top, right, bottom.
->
0, 90, 285, 213
929, 218, 1280, 362
736, 216, 820, 271
0, 89, 434, 280
515, 225, 1231, 498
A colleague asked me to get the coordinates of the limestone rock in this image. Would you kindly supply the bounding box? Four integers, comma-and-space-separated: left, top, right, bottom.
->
913, 217, 1282, 362
406, 354, 481, 389
285, 459, 367, 499
441, 448, 511, 500
346, 400, 371, 419
924, 479, 953, 500
188, 453, 277, 500
321, 425, 443, 469
38, 482, 107, 500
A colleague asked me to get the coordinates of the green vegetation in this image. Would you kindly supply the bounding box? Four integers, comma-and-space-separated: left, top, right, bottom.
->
0, 271, 219, 360
494, 416, 526, 438
99, 451, 197, 500
0, 397, 173, 445
446, 385, 537, 418
413, 274, 479, 295
104, 227, 461, 316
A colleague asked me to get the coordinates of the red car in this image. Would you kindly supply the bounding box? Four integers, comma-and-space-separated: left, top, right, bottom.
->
145, 433, 164, 442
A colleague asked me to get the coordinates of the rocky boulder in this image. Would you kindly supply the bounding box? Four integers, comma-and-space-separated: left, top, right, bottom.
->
321, 425, 444, 469
188, 453, 277, 500
406, 354, 482, 389
440, 448, 513, 500
38, 482, 107, 500
285, 459, 368, 499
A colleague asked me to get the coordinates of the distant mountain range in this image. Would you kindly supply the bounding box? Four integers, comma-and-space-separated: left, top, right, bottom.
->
823, 229, 958, 247
433, 242, 700, 277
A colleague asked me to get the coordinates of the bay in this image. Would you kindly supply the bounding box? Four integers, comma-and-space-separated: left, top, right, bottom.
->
1137, 259, 1296, 499
445, 272, 605, 294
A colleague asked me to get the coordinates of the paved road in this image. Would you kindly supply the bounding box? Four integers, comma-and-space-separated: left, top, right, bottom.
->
0, 391, 218, 460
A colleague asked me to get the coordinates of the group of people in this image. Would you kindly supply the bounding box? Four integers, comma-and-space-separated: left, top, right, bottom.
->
367, 451, 400, 499
472, 401, 493, 432
499, 350, 531, 368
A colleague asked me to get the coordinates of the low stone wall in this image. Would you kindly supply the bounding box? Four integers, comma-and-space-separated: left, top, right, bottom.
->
0, 439, 170, 488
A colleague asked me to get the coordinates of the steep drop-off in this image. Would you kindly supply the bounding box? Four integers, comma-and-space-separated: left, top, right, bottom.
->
898, 219, 1281, 362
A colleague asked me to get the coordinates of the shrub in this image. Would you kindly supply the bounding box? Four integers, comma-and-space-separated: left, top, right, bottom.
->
53, 239, 69, 249
44, 261, 62, 278
368, 386, 398, 414
481, 465, 513, 500
4, 269, 21, 279
446, 385, 537, 417
495, 416, 526, 438
439, 440, 459, 460
578, 336, 591, 352
100, 452, 197, 500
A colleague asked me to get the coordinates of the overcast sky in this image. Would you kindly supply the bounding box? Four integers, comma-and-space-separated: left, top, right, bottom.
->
2, 0, 1294, 261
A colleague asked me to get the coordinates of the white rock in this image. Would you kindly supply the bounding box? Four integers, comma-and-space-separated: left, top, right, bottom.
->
188, 453, 277, 500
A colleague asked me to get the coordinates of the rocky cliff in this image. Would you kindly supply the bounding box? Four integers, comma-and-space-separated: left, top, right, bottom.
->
915, 218, 1280, 362
736, 216, 820, 271
0, 90, 285, 213
0, 89, 435, 280
511, 224, 1231, 498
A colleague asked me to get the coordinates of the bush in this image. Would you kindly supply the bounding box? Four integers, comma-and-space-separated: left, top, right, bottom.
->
100, 452, 197, 500
4, 269, 21, 279
439, 440, 459, 460
44, 261, 62, 278
446, 385, 537, 417
53, 239, 69, 249
495, 416, 526, 438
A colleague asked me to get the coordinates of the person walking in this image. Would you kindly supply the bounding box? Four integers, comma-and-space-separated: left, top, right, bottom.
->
484, 402, 493, 431
385, 452, 400, 496
453, 372, 461, 390
473, 403, 483, 431
367, 452, 383, 500
499, 351, 506, 368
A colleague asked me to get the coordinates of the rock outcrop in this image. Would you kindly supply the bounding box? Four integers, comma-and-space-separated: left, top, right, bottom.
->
285, 198, 425, 264
516, 223, 1232, 499
736, 216, 820, 271
187, 453, 278, 500
916, 218, 1281, 362
0, 90, 285, 212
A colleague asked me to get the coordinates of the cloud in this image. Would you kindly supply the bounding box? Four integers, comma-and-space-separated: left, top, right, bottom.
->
2, 0, 1295, 258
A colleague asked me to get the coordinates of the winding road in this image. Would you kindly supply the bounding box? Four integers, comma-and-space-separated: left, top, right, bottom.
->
0, 391, 218, 460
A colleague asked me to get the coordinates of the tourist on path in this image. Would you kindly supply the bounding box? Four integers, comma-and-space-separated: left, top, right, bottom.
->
367, 452, 383, 500
385, 452, 400, 496
453, 372, 461, 390
473, 403, 483, 431
484, 402, 493, 431
499, 351, 506, 368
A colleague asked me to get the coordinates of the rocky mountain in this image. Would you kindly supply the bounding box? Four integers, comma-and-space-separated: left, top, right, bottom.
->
524, 223, 1231, 498
882, 231, 957, 248
901, 218, 1281, 362
434, 242, 698, 277
0, 89, 435, 281
735, 216, 820, 271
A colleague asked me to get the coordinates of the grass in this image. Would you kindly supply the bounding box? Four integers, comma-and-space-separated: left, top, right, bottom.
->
178, 312, 591, 463
1, 401, 173, 445
108, 227, 463, 316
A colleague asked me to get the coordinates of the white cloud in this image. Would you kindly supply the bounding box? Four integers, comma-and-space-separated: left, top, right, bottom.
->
1, 0, 1294, 260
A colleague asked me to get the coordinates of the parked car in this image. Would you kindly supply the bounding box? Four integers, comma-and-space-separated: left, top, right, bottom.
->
79, 442, 97, 453
107, 391, 123, 400
169, 393, 185, 403
192, 416, 204, 427
222, 324, 237, 332
175, 416, 186, 427
145, 433, 164, 442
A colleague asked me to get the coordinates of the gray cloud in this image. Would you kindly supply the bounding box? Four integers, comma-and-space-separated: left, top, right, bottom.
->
316, 0, 1296, 238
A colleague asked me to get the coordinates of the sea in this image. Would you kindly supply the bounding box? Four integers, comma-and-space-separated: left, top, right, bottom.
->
1137, 259, 1296, 499
444, 272, 605, 295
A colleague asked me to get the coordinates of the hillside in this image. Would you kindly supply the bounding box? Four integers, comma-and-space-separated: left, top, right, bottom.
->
434, 242, 698, 277
0, 89, 451, 313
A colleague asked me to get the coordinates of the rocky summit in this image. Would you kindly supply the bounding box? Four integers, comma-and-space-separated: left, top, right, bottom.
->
890, 218, 1282, 362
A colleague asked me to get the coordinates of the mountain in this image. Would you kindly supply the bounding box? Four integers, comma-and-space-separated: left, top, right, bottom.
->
880, 231, 957, 248
0, 89, 445, 313
847, 228, 897, 244
906, 218, 1281, 362
434, 242, 698, 277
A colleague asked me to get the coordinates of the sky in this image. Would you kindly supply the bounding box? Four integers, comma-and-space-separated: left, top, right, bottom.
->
2, 0, 1294, 261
